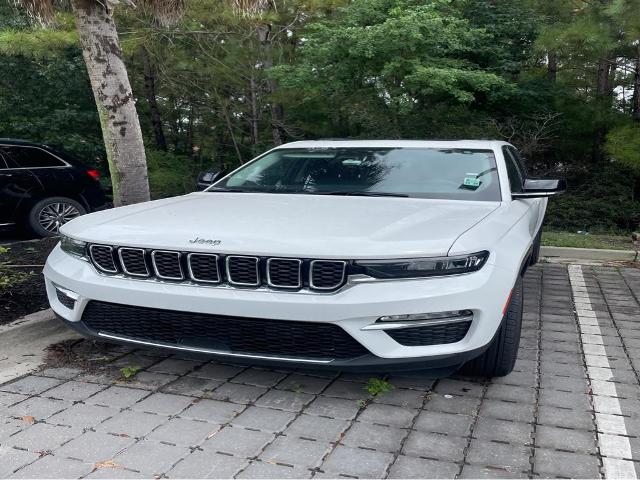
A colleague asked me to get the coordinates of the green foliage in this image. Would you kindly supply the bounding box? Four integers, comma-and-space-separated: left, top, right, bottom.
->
605, 124, 640, 172
542, 231, 633, 250
364, 377, 394, 397
120, 366, 142, 379
0, 247, 33, 295
274, 0, 517, 138
545, 164, 640, 232
146, 150, 199, 199
357, 377, 395, 408
0, 28, 77, 59
2, 0, 640, 231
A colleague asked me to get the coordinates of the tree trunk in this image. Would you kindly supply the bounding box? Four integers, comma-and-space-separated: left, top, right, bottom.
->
141, 47, 167, 151
633, 46, 640, 122
547, 51, 557, 82
249, 73, 260, 146
72, 0, 150, 206
257, 25, 286, 146
592, 57, 613, 162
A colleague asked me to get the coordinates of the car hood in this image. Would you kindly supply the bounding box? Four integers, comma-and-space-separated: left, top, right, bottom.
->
61, 192, 500, 259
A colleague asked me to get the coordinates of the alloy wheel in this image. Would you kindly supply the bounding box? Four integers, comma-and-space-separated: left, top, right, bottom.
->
38, 202, 81, 233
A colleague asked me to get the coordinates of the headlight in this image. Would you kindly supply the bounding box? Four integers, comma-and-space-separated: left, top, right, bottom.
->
60, 234, 88, 260
354, 251, 489, 279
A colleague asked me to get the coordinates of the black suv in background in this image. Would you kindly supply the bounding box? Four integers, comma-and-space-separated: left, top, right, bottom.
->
0, 139, 108, 237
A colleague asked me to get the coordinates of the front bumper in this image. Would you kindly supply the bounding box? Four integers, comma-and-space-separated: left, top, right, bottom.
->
44, 245, 517, 370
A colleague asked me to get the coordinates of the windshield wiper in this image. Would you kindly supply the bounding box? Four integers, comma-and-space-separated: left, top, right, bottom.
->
208, 187, 252, 192
317, 191, 409, 198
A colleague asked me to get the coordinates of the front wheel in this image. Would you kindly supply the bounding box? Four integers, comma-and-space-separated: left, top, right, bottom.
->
27, 197, 86, 237
460, 276, 523, 377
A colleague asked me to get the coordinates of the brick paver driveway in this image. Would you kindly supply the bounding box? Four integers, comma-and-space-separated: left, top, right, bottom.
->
1, 263, 640, 479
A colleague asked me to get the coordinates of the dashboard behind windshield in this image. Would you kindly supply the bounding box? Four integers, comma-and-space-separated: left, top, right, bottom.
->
213, 147, 502, 201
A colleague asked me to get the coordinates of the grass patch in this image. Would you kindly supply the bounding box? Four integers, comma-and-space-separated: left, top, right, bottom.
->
542, 231, 635, 251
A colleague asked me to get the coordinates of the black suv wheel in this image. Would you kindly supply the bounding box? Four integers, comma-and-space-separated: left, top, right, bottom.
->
27, 197, 86, 237
460, 276, 523, 377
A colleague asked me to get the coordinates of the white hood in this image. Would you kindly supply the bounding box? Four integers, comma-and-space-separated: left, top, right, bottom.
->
62, 192, 499, 259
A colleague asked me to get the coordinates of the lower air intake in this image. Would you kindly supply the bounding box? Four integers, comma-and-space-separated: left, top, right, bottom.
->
81, 301, 370, 360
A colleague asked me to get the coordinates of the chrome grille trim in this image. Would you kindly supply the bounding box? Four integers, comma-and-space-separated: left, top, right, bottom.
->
187, 253, 221, 284
87, 243, 349, 292
118, 247, 150, 277
151, 250, 184, 281
309, 260, 347, 291
266, 258, 303, 289
89, 245, 117, 273
97, 333, 333, 364
226, 255, 260, 287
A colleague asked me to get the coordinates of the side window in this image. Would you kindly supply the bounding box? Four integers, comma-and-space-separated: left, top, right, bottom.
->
502, 147, 523, 192
507, 146, 527, 178
0, 151, 8, 169
2, 146, 66, 168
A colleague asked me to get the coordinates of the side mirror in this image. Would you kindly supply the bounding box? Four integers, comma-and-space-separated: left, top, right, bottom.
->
197, 170, 224, 190
512, 178, 567, 199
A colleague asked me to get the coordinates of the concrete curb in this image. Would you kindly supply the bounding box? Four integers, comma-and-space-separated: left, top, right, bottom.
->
541, 245, 638, 262
0, 309, 80, 384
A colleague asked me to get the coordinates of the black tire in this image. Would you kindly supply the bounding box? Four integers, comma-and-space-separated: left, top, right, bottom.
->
530, 228, 542, 265
27, 197, 86, 237
460, 276, 523, 377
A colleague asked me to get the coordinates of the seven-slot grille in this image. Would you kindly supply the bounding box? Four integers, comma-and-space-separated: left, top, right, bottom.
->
87, 244, 348, 292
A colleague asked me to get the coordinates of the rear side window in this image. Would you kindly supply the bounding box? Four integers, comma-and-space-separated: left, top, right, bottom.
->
1, 146, 66, 168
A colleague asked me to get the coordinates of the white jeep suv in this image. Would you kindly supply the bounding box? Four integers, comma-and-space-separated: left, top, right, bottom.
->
44, 140, 565, 377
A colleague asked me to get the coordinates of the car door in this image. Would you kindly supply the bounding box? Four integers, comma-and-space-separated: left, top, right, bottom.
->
0, 147, 40, 226
502, 146, 542, 235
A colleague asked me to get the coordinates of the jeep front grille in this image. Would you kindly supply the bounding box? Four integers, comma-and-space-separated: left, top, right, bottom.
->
87, 244, 348, 292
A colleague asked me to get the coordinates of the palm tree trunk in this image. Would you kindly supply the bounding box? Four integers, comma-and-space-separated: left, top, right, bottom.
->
141, 47, 167, 151
72, 0, 150, 206
257, 24, 286, 146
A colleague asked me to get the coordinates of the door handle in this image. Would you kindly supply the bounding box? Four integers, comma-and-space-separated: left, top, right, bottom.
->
0, 173, 13, 177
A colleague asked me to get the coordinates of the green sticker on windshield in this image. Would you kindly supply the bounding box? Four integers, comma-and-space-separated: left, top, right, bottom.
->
463, 177, 481, 187
342, 159, 362, 166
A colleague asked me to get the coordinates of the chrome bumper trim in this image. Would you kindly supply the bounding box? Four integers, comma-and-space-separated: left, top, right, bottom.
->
97, 332, 334, 364
361, 315, 473, 331
53, 283, 80, 301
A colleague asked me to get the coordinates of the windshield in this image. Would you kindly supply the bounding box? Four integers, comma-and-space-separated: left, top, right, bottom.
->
212, 147, 502, 201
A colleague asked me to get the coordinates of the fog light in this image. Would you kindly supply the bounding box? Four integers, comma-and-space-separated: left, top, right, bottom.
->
378, 310, 472, 322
